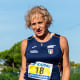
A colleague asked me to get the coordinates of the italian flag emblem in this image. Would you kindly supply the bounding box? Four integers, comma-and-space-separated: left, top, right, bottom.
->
48, 49, 53, 54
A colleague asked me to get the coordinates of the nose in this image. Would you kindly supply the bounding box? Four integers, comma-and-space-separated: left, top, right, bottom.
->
36, 23, 40, 29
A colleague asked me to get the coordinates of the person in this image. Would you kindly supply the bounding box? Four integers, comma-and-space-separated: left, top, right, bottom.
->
19, 6, 70, 80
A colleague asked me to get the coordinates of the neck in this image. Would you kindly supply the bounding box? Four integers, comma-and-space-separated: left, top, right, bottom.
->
35, 31, 51, 42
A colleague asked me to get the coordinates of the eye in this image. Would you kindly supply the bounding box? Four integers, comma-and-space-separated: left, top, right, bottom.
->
38, 21, 43, 24
31, 23, 36, 25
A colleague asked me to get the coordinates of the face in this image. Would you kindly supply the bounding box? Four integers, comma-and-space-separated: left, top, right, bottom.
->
30, 13, 48, 37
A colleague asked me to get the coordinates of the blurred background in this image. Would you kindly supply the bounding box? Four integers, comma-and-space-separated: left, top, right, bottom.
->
0, 0, 80, 80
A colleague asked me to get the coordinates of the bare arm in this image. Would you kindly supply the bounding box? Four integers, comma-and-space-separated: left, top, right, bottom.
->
60, 36, 70, 80
19, 39, 28, 80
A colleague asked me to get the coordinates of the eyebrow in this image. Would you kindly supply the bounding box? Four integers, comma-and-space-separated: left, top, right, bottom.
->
31, 23, 36, 25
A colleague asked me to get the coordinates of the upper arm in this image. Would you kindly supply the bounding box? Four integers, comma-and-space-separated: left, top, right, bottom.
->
60, 36, 70, 70
19, 39, 27, 80
21, 39, 28, 71
60, 36, 70, 80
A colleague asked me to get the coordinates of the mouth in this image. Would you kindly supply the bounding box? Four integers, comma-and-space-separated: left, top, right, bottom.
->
36, 29, 42, 34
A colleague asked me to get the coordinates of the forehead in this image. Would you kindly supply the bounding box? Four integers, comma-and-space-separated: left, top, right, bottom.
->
30, 13, 44, 21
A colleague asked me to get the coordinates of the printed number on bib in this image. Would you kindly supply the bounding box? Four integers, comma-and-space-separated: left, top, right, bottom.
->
28, 61, 53, 80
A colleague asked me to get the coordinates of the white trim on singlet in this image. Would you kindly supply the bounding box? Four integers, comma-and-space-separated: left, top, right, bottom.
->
51, 33, 53, 38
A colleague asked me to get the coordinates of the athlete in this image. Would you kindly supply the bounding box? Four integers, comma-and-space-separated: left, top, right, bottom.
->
19, 6, 70, 80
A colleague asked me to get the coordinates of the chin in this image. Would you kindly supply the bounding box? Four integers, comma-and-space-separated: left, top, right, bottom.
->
36, 33, 44, 37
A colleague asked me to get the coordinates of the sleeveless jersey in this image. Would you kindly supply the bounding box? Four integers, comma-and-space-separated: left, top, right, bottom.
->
24, 33, 62, 80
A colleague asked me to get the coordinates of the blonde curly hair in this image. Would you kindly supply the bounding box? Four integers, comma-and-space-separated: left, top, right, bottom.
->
25, 6, 52, 28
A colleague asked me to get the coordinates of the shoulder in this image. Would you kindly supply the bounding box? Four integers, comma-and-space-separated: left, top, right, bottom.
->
21, 36, 34, 52
53, 33, 68, 44
21, 39, 28, 56
60, 36, 68, 44
59, 36, 69, 54
21, 35, 33, 47
21, 39, 27, 47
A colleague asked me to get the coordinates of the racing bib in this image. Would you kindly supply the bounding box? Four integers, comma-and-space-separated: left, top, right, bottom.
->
28, 61, 53, 80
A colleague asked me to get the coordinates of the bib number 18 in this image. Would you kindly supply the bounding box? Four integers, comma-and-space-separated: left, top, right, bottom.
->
28, 62, 53, 80
36, 67, 44, 74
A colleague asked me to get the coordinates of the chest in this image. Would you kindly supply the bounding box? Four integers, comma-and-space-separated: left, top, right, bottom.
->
25, 39, 61, 64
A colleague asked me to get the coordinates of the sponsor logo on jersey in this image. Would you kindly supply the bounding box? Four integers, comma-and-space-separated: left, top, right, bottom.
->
47, 45, 56, 48
30, 50, 38, 53
33, 62, 51, 68
32, 46, 37, 48
48, 49, 53, 54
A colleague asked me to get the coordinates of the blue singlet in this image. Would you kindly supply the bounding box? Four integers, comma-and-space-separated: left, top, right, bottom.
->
24, 33, 62, 80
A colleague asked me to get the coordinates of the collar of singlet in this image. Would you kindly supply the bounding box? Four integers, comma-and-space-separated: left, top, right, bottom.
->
33, 33, 55, 38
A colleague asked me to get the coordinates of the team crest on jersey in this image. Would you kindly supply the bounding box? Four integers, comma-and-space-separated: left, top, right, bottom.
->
48, 49, 53, 54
